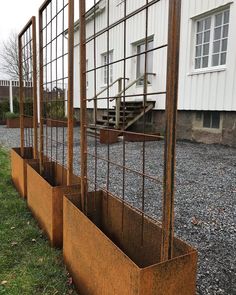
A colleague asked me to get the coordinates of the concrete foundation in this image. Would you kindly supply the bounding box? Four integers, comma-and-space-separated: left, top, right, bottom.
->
74, 108, 236, 147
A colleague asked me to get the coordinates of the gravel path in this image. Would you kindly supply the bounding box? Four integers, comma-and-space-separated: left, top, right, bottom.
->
1, 126, 235, 295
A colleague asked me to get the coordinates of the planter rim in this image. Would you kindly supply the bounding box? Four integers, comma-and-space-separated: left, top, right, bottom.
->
64, 192, 197, 271
27, 162, 80, 189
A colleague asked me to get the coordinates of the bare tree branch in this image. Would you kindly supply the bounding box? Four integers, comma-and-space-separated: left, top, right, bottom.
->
0, 33, 19, 79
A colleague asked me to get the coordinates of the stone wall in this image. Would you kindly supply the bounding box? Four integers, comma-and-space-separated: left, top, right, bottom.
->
74, 108, 236, 148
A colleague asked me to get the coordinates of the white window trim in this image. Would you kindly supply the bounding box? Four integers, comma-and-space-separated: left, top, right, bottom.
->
101, 50, 114, 88
190, 5, 231, 75
133, 36, 155, 87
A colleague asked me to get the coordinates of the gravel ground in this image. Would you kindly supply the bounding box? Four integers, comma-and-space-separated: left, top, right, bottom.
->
0, 126, 235, 295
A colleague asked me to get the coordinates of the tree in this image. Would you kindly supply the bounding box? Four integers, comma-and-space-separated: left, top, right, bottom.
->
0, 33, 19, 80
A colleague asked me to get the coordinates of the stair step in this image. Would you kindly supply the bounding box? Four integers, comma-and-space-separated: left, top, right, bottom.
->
108, 110, 138, 115
102, 115, 134, 121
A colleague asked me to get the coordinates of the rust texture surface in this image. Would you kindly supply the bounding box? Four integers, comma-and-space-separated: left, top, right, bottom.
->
27, 161, 80, 248
11, 147, 36, 198
63, 191, 197, 295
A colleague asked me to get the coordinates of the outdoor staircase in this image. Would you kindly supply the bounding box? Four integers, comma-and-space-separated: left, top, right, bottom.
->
88, 100, 155, 137
87, 74, 156, 140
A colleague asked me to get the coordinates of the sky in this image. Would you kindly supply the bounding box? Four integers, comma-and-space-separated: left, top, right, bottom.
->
0, 0, 94, 42
0, 0, 94, 79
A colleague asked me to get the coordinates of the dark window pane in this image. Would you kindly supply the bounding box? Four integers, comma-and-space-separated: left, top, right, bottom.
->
195, 58, 201, 69
222, 39, 228, 52
196, 33, 203, 45
224, 10, 230, 24
204, 31, 210, 42
213, 40, 220, 54
215, 13, 223, 27
202, 56, 208, 68
196, 45, 202, 57
220, 52, 227, 65
203, 112, 211, 128
204, 17, 211, 30
212, 112, 220, 128
203, 43, 209, 55
197, 20, 204, 32
223, 24, 229, 38
212, 54, 220, 66
214, 27, 222, 40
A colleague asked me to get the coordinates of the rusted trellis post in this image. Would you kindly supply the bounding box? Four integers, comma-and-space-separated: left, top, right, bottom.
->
11, 16, 38, 199
79, 0, 87, 213
38, 0, 74, 185
26, 0, 79, 248
63, 0, 197, 293
18, 16, 38, 159
67, 0, 74, 185
161, 0, 182, 262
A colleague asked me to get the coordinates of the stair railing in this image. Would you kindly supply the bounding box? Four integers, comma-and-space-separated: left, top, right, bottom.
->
88, 77, 129, 124
110, 73, 156, 128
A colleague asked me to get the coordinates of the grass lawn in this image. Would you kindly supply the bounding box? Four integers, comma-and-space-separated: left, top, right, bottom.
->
0, 148, 77, 295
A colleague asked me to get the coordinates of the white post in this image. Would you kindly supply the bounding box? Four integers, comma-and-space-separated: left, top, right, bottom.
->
9, 80, 13, 113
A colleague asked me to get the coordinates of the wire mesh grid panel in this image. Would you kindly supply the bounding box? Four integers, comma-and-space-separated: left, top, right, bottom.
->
39, 0, 74, 185
18, 17, 38, 159
79, 0, 181, 262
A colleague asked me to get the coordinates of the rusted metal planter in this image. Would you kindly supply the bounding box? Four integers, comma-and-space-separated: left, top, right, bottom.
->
124, 132, 162, 142
11, 147, 37, 198
7, 117, 33, 128
63, 191, 198, 295
100, 128, 120, 144
27, 161, 80, 248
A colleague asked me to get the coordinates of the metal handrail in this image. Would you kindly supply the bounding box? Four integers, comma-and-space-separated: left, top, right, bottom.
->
109, 73, 156, 102
87, 77, 129, 102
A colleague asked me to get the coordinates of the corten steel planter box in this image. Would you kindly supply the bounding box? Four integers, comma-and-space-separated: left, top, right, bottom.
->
7, 117, 33, 128
46, 119, 67, 127
27, 161, 80, 248
63, 191, 198, 295
124, 132, 162, 142
100, 128, 120, 144
11, 147, 38, 199
45, 119, 77, 127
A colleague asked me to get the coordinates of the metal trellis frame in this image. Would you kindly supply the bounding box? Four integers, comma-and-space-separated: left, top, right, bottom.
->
18, 16, 38, 159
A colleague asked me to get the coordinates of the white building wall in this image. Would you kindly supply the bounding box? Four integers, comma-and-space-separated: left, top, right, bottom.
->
179, 0, 236, 111
73, 0, 236, 112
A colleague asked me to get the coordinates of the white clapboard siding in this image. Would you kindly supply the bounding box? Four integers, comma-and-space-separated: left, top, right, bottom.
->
179, 0, 236, 111
73, 0, 236, 111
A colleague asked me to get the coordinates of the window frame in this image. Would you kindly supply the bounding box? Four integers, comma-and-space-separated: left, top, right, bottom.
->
193, 7, 230, 73
101, 50, 113, 86
135, 37, 154, 86
203, 111, 221, 129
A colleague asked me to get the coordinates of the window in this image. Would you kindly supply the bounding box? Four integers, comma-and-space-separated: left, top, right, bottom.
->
195, 9, 230, 69
102, 51, 113, 85
136, 38, 154, 85
203, 111, 220, 129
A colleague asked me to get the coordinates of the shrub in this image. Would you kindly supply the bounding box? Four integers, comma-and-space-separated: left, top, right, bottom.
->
5, 112, 20, 119
0, 100, 10, 120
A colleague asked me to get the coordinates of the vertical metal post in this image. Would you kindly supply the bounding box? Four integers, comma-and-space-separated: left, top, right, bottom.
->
67, 0, 74, 185
32, 17, 38, 159
64, 85, 68, 117
161, 0, 182, 262
39, 10, 44, 174
9, 81, 13, 113
115, 78, 122, 129
18, 36, 24, 158
79, 0, 87, 213
93, 96, 97, 124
